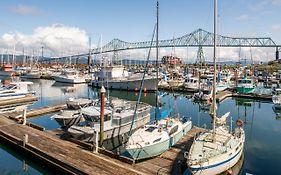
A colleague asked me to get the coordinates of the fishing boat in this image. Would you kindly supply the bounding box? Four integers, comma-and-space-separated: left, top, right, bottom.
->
184, 77, 200, 90
91, 65, 158, 91
67, 98, 152, 142
66, 98, 94, 110
0, 82, 35, 100
0, 64, 15, 76
53, 70, 87, 84
236, 77, 255, 93
186, 1, 245, 174
125, 1, 192, 161
51, 110, 83, 129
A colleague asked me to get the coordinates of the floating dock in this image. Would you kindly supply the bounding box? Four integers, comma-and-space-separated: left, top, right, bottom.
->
0, 95, 37, 106
216, 90, 272, 102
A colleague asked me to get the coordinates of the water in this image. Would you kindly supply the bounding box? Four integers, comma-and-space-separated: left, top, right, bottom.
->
0, 78, 280, 174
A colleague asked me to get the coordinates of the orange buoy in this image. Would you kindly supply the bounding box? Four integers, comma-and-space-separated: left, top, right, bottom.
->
134, 87, 138, 92
144, 88, 147, 93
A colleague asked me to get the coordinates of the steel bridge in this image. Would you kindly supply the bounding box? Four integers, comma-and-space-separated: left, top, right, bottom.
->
40, 28, 281, 62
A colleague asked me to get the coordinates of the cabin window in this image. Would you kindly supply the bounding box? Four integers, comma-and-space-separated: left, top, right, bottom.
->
169, 125, 179, 136
145, 126, 157, 132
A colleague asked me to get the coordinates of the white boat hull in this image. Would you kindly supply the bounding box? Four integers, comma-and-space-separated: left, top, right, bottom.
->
53, 76, 86, 84
92, 77, 158, 91
190, 146, 244, 175
68, 114, 150, 142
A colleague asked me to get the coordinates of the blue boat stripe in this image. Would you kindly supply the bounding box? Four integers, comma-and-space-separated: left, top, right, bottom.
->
190, 148, 242, 171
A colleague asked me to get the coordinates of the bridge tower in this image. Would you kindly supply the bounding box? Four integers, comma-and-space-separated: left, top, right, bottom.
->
112, 50, 121, 65
196, 45, 205, 65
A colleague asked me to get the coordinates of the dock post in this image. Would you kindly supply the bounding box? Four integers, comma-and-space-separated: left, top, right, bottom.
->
23, 134, 28, 147
100, 86, 106, 147
94, 130, 98, 153
22, 107, 27, 125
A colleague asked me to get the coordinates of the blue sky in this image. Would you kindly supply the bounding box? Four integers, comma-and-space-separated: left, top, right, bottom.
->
0, 0, 280, 61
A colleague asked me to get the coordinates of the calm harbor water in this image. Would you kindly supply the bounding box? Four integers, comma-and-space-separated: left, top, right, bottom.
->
0, 78, 280, 174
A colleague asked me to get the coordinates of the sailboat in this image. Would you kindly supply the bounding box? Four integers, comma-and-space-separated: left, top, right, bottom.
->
125, 1, 192, 161
185, 1, 245, 174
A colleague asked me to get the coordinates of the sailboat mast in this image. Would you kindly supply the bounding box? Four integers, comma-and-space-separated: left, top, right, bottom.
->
155, 0, 159, 121
212, 0, 217, 135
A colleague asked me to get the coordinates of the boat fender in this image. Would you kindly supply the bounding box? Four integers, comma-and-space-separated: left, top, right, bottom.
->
236, 119, 243, 127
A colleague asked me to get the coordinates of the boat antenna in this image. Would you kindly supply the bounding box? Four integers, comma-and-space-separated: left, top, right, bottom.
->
155, 0, 159, 122
212, 0, 218, 140
100, 34, 104, 86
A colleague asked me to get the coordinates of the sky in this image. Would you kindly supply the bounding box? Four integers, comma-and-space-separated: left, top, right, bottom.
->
0, 0, 281, 62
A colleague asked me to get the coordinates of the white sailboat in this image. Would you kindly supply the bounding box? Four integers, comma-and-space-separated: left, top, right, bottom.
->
125, 1, 192, 161
185, 1, 245, 174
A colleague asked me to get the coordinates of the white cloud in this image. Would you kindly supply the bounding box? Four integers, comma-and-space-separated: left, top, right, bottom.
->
9, 5, 41, 16
0, 24, 89, 57
234, 14, 250, 21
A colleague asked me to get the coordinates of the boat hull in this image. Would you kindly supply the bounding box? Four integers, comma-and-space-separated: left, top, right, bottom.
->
68, 114, 150, 142
53, 76, 86, 84
91, 77, 158, 91
0, 92, 34, 100
189, 147, 244, 175
53, 115, 83, 129
236, 87, 255, 93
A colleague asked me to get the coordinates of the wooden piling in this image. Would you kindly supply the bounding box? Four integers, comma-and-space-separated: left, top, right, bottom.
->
100, 86, 106, 147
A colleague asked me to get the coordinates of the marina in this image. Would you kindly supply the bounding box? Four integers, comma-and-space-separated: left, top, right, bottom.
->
0, 0, 281, 175
0, 79, 280, 174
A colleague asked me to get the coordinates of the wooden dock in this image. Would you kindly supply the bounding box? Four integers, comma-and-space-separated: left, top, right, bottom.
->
0, 116, 150, 175
0, 95, 37, 106
215, 90, 272, 102
136, 127, 204, 175
2, 103, 67, 120
216, 90, 234, 102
